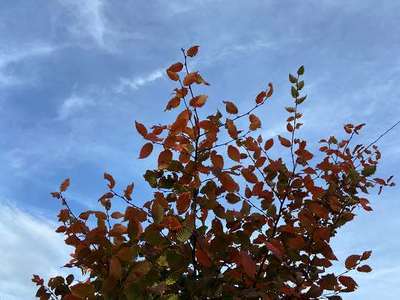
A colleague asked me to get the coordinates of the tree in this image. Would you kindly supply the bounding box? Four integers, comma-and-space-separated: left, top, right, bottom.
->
33, 46, 394, 300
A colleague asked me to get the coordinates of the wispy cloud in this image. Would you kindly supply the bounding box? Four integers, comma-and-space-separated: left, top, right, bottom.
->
115, 68, 164, 93
0, 44, 56, 86
57, 94, 95, 120
0, 201, 72, 300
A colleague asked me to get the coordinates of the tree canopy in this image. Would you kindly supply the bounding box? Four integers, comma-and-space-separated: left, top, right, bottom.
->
33, 46, 394, 300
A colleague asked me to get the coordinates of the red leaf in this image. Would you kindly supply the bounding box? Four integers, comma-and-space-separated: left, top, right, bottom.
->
196, 248, 212, 267
345, 254, 360, 269
218, 172, 239, 192
266, 241, 283, 259
255, 91, 266, 104
239, 251, 256, 278
139, 143, 153, 159
110, 256, 122, 280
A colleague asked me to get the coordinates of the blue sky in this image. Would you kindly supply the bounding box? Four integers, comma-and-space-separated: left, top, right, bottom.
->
0, 1, 399, 299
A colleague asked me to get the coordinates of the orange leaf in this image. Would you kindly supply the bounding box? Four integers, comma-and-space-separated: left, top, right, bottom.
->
223, 101, 238, 114
278, 135, 292, 147
60, 178, 70, 192
186, 45, 199, 57
166, 70, 179, 81
167, 62, 183, 72
104, 173, 115, 189
139, 143, 153, 159
165, 97, 181, 111
227, 145, 241, 162
189, 95, 208, 107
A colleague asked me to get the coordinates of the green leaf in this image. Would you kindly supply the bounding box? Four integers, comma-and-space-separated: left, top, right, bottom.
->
291, 86, 299, 98
362, 165, 376, 177
297, 65, 305, 75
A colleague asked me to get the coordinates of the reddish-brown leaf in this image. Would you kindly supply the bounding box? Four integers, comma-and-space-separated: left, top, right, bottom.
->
158, 149, 172, 169
278, 135, 292, 147
345, 254, 360, 269
266, 82, 273, 98
177, 192, 191, 214
189, 95, 208, 107
264, 138, 274, 151
104, 173, 116, 189
168, 62, 183, 72
255, 91, 266, 104
139, 143, 153, 159
357, 265, 372, 272
223, 101, 238, 114
218, 172, 239, 192
239, 251, 256, 278
135, 121, 147, 137
60, 178, 70, 192
165, 97, 181, 111
186, 45, 199, 57
110, 256, 122, 280
124, 183, 134, 200
196, 248, 212, 267
227, 145, 241, 162
166, 70, 179, 81
249, 114, 261, 130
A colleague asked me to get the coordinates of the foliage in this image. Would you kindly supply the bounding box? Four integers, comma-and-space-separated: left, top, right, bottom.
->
33, 46, 394, 299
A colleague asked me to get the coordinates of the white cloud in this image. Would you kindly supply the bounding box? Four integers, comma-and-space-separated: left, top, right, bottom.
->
0, 201, 72, 300
58, 94, 95, 120
115, 68, 164, 93
0, 44, 56, 86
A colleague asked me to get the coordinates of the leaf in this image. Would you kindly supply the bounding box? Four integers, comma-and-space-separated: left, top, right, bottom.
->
359, 198, 373, 212
255, 91, 266, 104
338, 275, 357, 291
291, 86, 299, 98
266, 241, 283, 259
168, 62, 183, 72
266, 82, 273, 98
196, 248, 212, 267
345, 254, 360, 269
357, 265, 372, 272
289, 73, 297, 83
60, 178, 70, 192
124, 183, 134, 200
104, 173, 116, 189
218, 172, 239, 192
189, 95, 208, 107
165, 97, 181, 111
166, 70, 179, 81
278, 135, 292, 147
177, 192, 191, 214
297, 65, 305, 75
264, 138, 274, 151
362, 165, 376, 177
176, 226, 192, 242
158, 149, 172, 169
249, 114, 261, 130
186, 45, 199, 57
361, 250, 372, 260
239, 251, 256, 278
139, 143, 153, 159
227, 145, 241, 162
70, 283, 95, 298
135, 121, 147, 137
110, 256, 122, 280
223, 101, 238, 114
